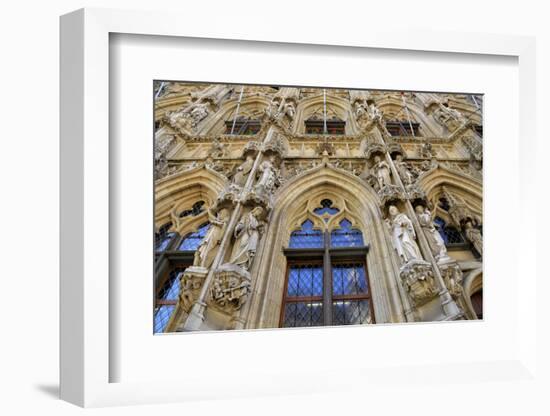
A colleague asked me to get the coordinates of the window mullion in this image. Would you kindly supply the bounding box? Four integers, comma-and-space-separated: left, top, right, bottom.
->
323, 230, 333, 326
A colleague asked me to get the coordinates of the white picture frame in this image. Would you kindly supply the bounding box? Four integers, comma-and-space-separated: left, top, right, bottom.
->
60, 7, 539, 408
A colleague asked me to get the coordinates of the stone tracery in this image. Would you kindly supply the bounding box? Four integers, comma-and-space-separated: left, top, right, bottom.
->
153, 84, 484, 332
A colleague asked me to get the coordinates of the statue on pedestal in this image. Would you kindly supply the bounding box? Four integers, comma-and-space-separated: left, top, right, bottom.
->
232, 154, 254, 187
415, 205, 449, 262
388, 205, 422, 264
372, 155, 392, 189
229, 207, 265, 271
193, 208, 230, 269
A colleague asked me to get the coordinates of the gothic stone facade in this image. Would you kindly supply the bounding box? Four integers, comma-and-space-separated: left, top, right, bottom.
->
153, 83, 483, 333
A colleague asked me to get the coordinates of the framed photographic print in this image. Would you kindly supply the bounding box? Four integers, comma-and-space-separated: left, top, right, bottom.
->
60, 7, 539, 409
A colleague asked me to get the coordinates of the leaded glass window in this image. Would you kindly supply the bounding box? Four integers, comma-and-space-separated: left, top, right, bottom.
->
178, 222, 210, 251
434, 217, 466, 246
313, 199, 339, 216
289, 220, 323, 248
330, 219, 364, 247
282, 264, 324, 328
154, 268, 185, 333
332, 300, 371, 325
282, 213, 374, 328
156, 232, 176, 252
332, 263, 368, 296
332, 263, 371, 325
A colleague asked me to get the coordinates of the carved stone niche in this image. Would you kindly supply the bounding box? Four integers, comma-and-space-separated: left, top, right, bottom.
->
438, 260, 464, 300
378, 184, 406, 207
387, 143, 405, 159
365, 143, 386, 160
242, 141, 261, 159
400, 260, 439, 308
209, 263, 252, 314
212, 184, 240, 214
179, 266, 209, 313
405, 184, 427, 201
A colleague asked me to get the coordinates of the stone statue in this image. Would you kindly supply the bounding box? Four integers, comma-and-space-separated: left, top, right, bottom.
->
255, 158, 277, 195
166, 109, 193, 132
208, 138, 227, 158
372, 155, 392, 189
232, 154, 254, 187
388, 205, 422, 264
414, 205, 449, 261
354, 101, 367, 119
193, 208, 230, 269
367, 102, 383, 120
189, 103, 209, 126
464, 220, 483, 257
394, 154, 415, 185
420, 141, 434, 158
433, 104, 465, 131
284, 102, 296, 119
229, 207, 264, 270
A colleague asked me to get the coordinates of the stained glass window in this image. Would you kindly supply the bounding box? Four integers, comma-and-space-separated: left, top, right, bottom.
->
154, 269, 185, 333
178, 222, 210, 251
155, 232, 176, 252
330, 219, 364, 247
289, 220, 323, 248
313, 199, 339, 216
155, 222, 175, 252
434, 217, 466, 246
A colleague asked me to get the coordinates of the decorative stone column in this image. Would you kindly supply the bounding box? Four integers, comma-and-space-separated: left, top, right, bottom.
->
384, 151, 463, 320
181, 125, 280, 331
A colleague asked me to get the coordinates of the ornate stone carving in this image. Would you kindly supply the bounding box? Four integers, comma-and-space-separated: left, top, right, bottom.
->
394, 154, 415, 185
208, 137, 227, 158
464, 220, 483, 257
438, 260, 464, 300
316, 140, 335, 156
193, 208, 230, 269
378, 184, 406, 206
254, 158, 279, 197
400, 260, 438, 307
415, 205, 451, 262
232, 155, 255, 187
388, 205, 423, 264
228, 207, 265, 271
419, 141, 435, 158
432, 103, 465, 131
179, 266, 209, 313
405, 184, 427, 201
372, 155, 392, 189
210, 264, 251, 313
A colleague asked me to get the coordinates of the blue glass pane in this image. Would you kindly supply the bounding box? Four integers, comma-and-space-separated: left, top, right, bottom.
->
289, 220, 323, 248
332, 264, 368, 295
157, 270, 184, 301
178, 222, 210, 251
155, 232, 175, 252
313, 199, 339, 216
287, 268, 299, 296
288, 265, 323, 297
154, 305, 176, 333
330, 219, 364, 247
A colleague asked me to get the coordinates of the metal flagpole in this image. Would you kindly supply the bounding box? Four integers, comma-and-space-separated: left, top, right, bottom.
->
323, 89, 327, 134
155, 81, 165, 100
401, 92, 415, 137
230, 86, 245, 135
